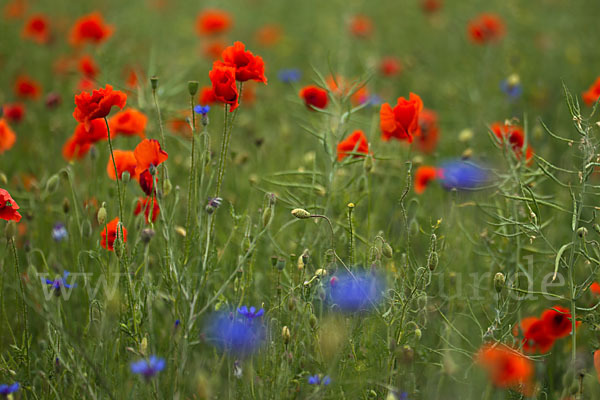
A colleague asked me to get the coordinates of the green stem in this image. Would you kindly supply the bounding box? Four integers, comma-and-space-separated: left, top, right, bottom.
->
11, 238, 30, 382
184, 94, 197, 265
104, 118, 124, 224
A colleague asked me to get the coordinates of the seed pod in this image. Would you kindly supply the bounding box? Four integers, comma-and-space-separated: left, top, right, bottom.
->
382, 242, 393, 258
150, 76, 158, 90
291, 208, 310, 219
188, 81, 199, 96
276, 258, 286, 271
494, 272, 506, 293
282, 326, 291, 344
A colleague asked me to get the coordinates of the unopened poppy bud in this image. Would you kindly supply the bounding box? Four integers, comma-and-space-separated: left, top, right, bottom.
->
315, 268, 327, 277
46, 174, 60, 193
262, 207, 272, 227
150, 76, 158, 90
242, 236, 251, 253
401, 345, 414, 363
121, 171, 130, 183
428, 252, 438, 271
297, 255, 304, 270
382, 242, 393, 258
141, 228, 155, 244
282, 326, 291, 344
97, 205, 107, 225
364, 154, 374, 172
594, 224, 600, 235
268, 193, 276, 206
0, 172, 7, 185
5, 221, 17, 240
309, 314, 318, 329
494, 272, 505, 293
270, 255, 278, 267
577, 227, 588, 238
276, 257, 286, 271
287, 296, 295, 311
188, 81, 199, 96
291, 208, 310, 219
458, 128, 473, 142
163, 179, 172, 196
140, 336, 148, 355
62, 197, 70, 214
149, 164, 157, 176
175, 226, 187, 237
414, 328, 422, 341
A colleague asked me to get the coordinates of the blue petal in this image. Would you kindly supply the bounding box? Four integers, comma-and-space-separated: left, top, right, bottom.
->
322, 376, 331, 385
255, 308, 264, 317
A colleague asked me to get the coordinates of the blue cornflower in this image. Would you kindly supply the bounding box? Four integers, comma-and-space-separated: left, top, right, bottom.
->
277, 68, 301, 83
174, 319, 181, 328
51, 223, 68, 242
130, 356, 166, 379
44, 271, 75, 294
194, 105, 211, 115
328, 270, 385, 313
237, 305, 264, 320
500, 74, 522, 101
0, 382, 19, 395
308, 375, 331, 385
438, 160, 489, 191
205, 311, 266, 356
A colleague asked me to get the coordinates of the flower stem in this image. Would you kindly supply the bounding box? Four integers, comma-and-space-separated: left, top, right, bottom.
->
184, 94, 197, 264
10, 238, 30, 382
104, 118, 124, 224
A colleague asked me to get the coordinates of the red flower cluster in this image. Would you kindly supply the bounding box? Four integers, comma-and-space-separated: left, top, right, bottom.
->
583, 77, 600, 106
515, 306, 580, 354
69, 12, 114, 47
475, 343, 533, 395
380, 93, 423, 142
337, 130, 369, 161
0, 188, 22, 222
101, 217, 127, 251
468, 13, 505, 44
491, 122, 533, 163
73, 85, 127, 131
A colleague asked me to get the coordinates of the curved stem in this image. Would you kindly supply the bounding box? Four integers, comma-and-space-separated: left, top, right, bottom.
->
104, 118, 124, 223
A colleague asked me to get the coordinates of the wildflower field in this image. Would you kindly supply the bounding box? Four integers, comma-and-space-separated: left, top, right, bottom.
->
2, 0, 600, 398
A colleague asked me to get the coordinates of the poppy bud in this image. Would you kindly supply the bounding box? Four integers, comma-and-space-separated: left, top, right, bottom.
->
262, 206, 272, 227
594, 224, 600, 235
97, 204, 107, 225
364, 154, 374, 173
163, 179, 172, 196
270, 255, 278, 267
401, 345, 414, 363
62, 197, 70, 214
242, 236, 251, 253
382, 242, 393, 258
315, 268, 327, 277
0, 172, 7, 185
149, 164, 157, 176
140, 336, 148, 356
291, 208, 310, 219
494, 272, 505, 293
5, 221, 16, 240
458, 128, 473, 142
45, 174, 60, 194
414, 328, 422, 341
175, 226, 187, 237
188, 81, 199, 96
141, 228, 155, 244
427, 252, 438, 270
297, 254, 304, 270
150, 76, 158, 90
268, 193, 276, 206
282, 326, 291, 344
287, 296, 295, 311
309, 314, 318, 329
121, 171, 131, 184
276, 257, 286, 271
577, 227, 588, 238
301, 249, 309, 266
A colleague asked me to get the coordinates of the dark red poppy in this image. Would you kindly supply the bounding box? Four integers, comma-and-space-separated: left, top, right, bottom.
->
583, 77, 600, 106
73, 84, 127, 131
22, 14, 51, 44
491, 122, 533, 163
100, 217, 127, 251
416, 108, 439, 153
134, 197, 160, 223
380, 57, 402, 77
541, 306, 578, 339
517, 317, 555, 354
349, 14, 373, 38
3, 103, 25, 123
69, 12, 114, 46
209, 61, 239, 111
337, 130, 369, 161
195, 9, 232, 35
414, 166, 438, 194
106, 150, 138, 180
380, 93, 423, 142
108, 109, 147, 138
221, 41, 267, 83
14, 75, 42, 100
299, 86, 328, 110
138, 170, 155, 196
0, 188, 22, 222
468, 13, 505, 44
78, 55, 99, 79
0, 119, 17, 154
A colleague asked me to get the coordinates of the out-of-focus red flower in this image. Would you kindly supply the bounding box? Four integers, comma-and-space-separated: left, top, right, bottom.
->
299, 85, 328, 110
198, 86, 217, 105
380, 93, 423, 142
0, 119, 17, 154
517, 317, 555, 354
337, 130, 369, 161
326, 75, 347, 97
491, 122, 533, 163
108, 109, 147, 138
125, 68, 138, 89
475, 343, 534, 395
167, 111, 192, 137
221, 41, 267, 83
62, 119, 108, 161
3, 103, 25, 123
3, 0, 26, 19
69, 12, 114, 47
420, 0, 443, 14
209, 61, 239, 111
349, 14, 373, 38
134, 139, 168, 176
14, 75, 42, 100
203, 39, 227, 60
134, 197, 160, 223
595, 350, 600, 383
100, 217, 127, 251
583, 77, 600, 106
45, 92, 62, 109
468, 13, 505, 44
414, 166, 438, 194
78, 55, 99, 79
380, 57, 402, 77
350, 86, 370, 106
590, 282, 600, 296
22, 14, 51, 44
416, 108, 439, 153
255, 24, 282, 47
73, 84, 127, 131
196, 9, 232, 36
0, 188, 22, 222
107, 150, 138, 180
76, 77, 96, 93
541, 305, 579, 339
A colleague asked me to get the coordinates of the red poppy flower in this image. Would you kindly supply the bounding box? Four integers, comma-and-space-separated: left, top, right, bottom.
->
14, 75, 41, 99
198, 86, 217, 105
590, 282, 600, 296
468, 13, 505, 44
3, 0, 26, 19
107, 150, 138, 180
414, 166, 438, 194
22, 14, 51, 44
518, 317, 555, 354
196, 9, 232, 36
124, 67, 139, 89
380, 57, 402, 77
69, 12, 114, 46
78, 55, 99, 79
349, 14, 373, 38
491, 122, 533, 162
380, 93, 423, 142
475, 343, 534, 395
100, 217, 127, 251
134, 139, 168, 176
0, 188, 22, 222
138, 170, 156, 196
337, 130, 369, 161
583, 77, 600, 106
73, 84, 127, 131
420, 0, 443, 14
255, 24, 282, 47
108, 109, 147, 138
209, 61, 239, 111
134, 197, 160, 223
416, 108, 439, 153
221, 41, 267, 84
0, 119, 17, 154
541, 305, 578, 339
299, 85, 328, 110
62, 119, 108, 161
3, 103, 25, 123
